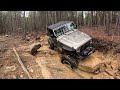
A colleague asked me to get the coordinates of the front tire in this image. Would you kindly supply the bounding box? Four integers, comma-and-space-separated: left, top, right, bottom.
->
61, 54, 78, 69
48, 38, 54, 50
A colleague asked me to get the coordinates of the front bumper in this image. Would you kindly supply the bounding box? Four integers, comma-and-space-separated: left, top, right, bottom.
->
81, 46, 95, 57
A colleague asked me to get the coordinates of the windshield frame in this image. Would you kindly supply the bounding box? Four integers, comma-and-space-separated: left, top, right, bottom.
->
53, 25, 65, 37
53, 22, 76, 37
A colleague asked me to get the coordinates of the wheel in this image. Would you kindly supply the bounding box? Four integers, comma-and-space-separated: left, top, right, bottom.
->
62, 60, 73, 69
48, 38, 54, 50
61, 54, 78, 69
57, 47, 63, 54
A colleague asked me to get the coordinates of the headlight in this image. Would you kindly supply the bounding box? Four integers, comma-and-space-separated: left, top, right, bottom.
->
76, 48, 80, 52
90, 40, 92, 44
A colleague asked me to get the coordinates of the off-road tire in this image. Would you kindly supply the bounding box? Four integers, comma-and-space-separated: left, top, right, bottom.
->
48, 38, 54, 50
57, 47, 63, 54
61, 54, 78, 69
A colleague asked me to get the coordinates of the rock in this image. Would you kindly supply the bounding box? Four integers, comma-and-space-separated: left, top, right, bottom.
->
12, 75, 17, 79
103, 60, 119, 70
92, 60, 119, 79
20, 75, 23, 78
78, 53, 103, 73
113, 71, 120, 79
29, 68, 34, 73
110, 60, 119, 70
5, 35, 9, 37
49, 50, 56, 55
30, 42, 41, 55
105, 69, 116, 76
114, 76, 120, 79
92, 72, 114, 79
94, 69, 100, 74
115, 71, 120, 76
27, 66, 34, 73
40, 39, 43, 42
21, 72, 24, 74
0, 64, 3, 67
118, 66, 120, 71
0, 48, 8, 52
26, 36, 31, 41
105, 64, 112, 70
35, 35, 40, 40
99, 63, 106, 72
6, 65, 17, 72
35, 57, 54, 79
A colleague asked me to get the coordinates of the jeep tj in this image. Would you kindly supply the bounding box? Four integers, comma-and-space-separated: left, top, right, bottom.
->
47, 21, 95, 69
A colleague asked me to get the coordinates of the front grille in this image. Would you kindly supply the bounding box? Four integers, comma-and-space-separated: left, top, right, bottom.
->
80, 41, 91, 52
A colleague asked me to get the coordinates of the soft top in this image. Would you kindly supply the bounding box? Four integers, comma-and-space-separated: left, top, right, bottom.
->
48, 21, 73, 30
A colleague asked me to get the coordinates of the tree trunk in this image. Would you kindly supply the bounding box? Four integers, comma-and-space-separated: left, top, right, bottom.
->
23, 11, 26, 38
81, 11, 84, 26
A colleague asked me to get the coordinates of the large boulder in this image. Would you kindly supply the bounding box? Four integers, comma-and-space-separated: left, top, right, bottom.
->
30, 42, 41, 55
78, 52, 103, 73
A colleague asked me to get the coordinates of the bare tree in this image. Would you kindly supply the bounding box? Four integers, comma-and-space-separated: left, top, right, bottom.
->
23, 11, 26, 38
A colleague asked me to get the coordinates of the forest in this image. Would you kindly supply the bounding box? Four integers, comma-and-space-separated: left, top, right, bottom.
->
0, 11, 120, 79
0, 11, 120, 36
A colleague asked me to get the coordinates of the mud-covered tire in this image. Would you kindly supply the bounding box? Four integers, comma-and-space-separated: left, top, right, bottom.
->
48, 38, 54, 50
57, 47, 63, 54
61, 54, 78, 69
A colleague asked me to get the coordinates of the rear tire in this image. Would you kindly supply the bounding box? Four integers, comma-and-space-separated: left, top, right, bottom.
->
61, 54, 78, 69
48, 38, 54, 50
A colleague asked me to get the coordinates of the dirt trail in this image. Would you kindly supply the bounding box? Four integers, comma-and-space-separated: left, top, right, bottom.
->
0, 34, 120, 79
35, 44, 84, 79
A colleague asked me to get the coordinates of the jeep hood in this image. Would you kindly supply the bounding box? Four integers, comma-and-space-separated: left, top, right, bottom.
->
57, 30, 92, 50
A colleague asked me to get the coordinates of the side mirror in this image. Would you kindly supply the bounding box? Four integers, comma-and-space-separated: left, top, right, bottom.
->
50, 34, 54, 37
74, 25, 77, 29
